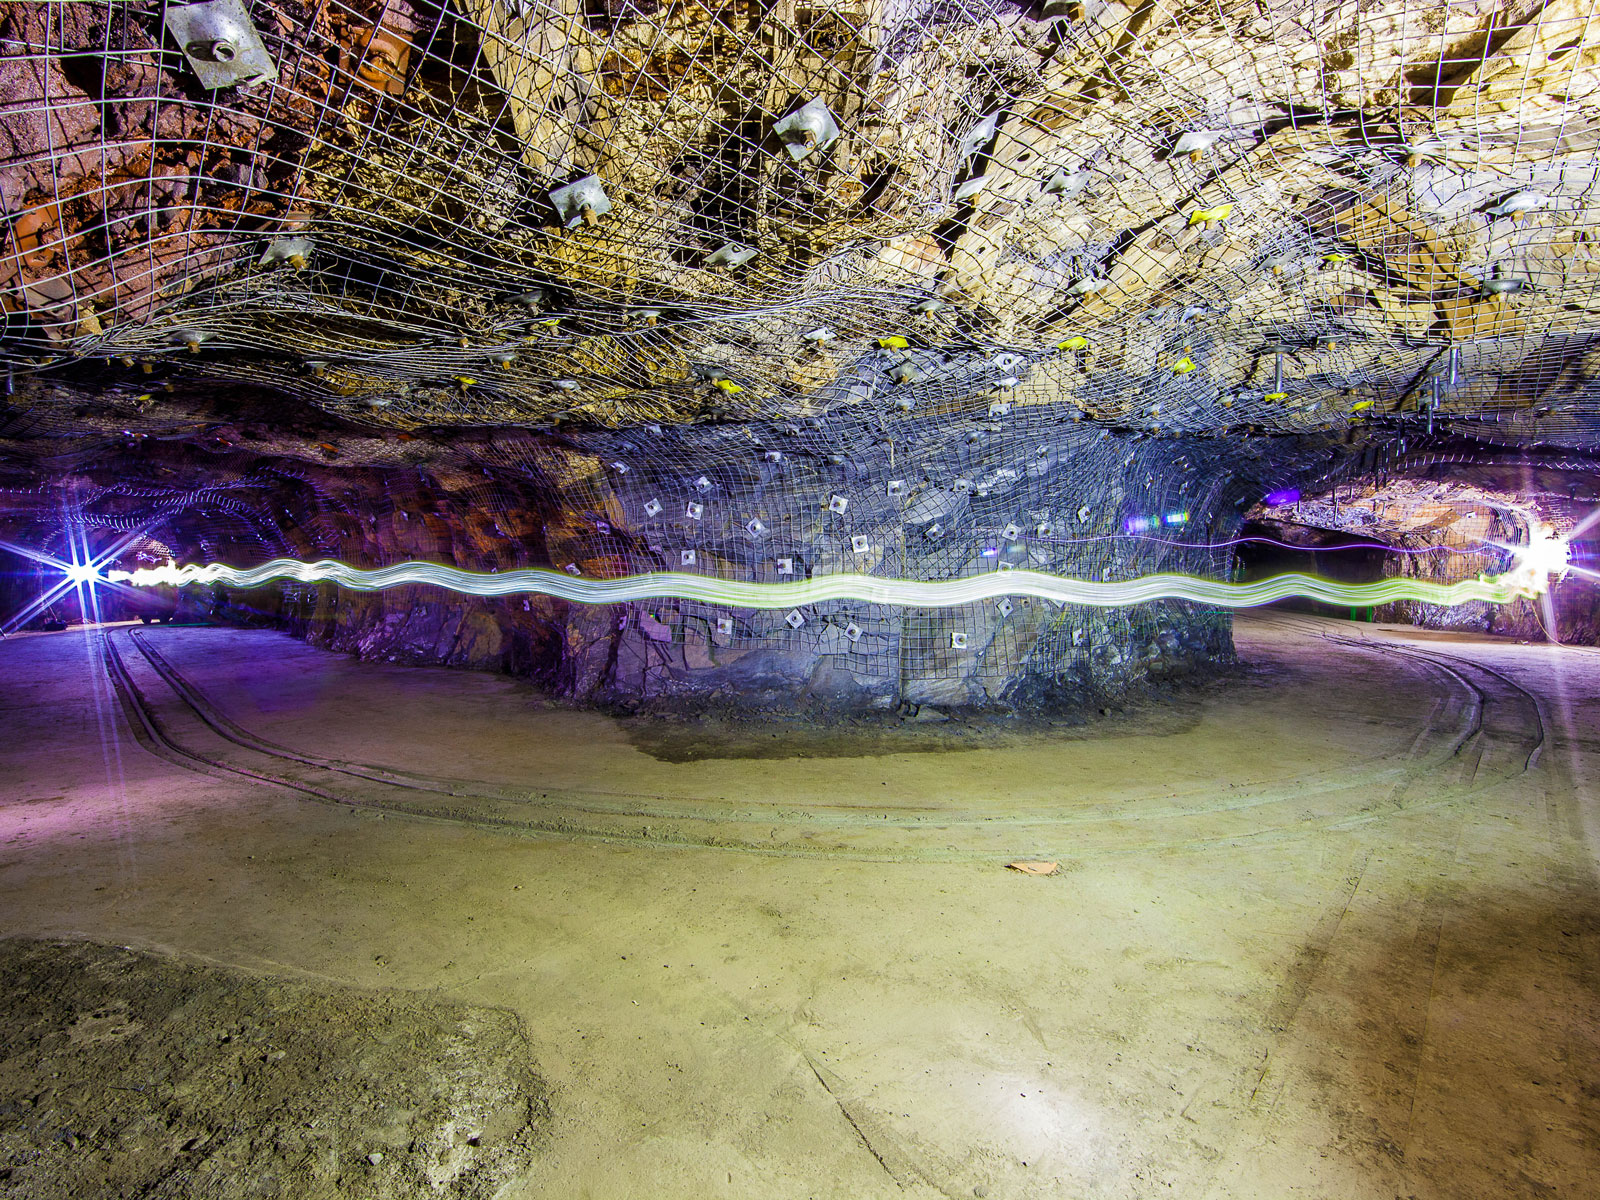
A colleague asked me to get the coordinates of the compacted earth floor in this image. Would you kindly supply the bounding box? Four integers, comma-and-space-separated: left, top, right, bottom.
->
0, 612, 1596, 1199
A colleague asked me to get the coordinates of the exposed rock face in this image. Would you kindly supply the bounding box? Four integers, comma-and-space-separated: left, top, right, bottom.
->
0, 937, 549, 1200
0, 1, 423, 340
3, 0, 1599, 445
1250, 473, 1599, 641
0, 384, 1257, 712
1487, 582, 1600, 643
3, 1, 1599, 707
537, 416, 1245, 713
218, 414, 1248, 714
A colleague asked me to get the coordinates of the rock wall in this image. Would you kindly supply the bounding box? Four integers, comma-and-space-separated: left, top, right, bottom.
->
1491, 579, 1600, 643
195, 415, 1258, 716
1253, 475, 1600, 644
3, 397, 1274, 715
188, 455, 574, 685
538, 419, 1245, 715
1375, 557, 1600, 643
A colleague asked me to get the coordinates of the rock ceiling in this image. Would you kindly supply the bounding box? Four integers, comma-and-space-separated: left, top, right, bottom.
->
4, 0, 1600, 451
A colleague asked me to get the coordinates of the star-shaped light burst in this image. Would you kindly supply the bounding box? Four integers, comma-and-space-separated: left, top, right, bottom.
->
1498, 522, 1573, 593
1483, 516, 1579, 642
0, 524, 153, 636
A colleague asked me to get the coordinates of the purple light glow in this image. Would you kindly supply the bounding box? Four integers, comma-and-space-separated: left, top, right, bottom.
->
1264, 488, 1301, 507
1037, 532, 1492, 556
0, 524, 152, 636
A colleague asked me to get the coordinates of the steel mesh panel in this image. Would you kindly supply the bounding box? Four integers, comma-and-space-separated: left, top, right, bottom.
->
2, 0, 1598, 444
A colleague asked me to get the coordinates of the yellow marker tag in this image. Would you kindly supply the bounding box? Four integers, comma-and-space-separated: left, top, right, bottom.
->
714, 378, 743, 394
1264, 391, 1288, 401
1352, 399, 1374, 411
455, 376, 476, 388
877, 336, 909, 350
1188, 203, 1232, 226
1057, 336, 1089, 351
1322, 253, 1348, 264
1172, 356, 1196, 374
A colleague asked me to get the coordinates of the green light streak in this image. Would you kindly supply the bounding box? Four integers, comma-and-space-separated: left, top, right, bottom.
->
109, 558, 1538, 610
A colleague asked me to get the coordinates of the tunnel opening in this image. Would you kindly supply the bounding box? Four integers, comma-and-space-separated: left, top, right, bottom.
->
1233, 520, 1391, 622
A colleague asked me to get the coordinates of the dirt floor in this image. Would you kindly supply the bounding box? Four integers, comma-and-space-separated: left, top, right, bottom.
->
0, 612, 1596, 1199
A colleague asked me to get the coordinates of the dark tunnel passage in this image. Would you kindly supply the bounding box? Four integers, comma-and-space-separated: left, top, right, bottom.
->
1232, 522, 1391, 621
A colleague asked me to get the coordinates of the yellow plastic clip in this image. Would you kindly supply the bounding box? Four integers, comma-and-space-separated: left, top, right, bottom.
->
1171, 355, 1196, 374
1322, 253, 1348, 264
1057, 336, 1089, 351
877, 335, 909, 350
455, 376, 476, 389
713, 378, 743, 394
1351, 399, 1374, 411
1264, 391, 1288, 401
1188, 203, 1232, 227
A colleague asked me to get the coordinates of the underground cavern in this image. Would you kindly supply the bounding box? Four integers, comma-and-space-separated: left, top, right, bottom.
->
2, 1, 1599, 1197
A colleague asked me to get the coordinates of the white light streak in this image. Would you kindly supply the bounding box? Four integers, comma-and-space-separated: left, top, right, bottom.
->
108, 557, 1547, 610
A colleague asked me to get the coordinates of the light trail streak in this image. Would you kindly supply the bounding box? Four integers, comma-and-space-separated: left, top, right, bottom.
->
110, 556, 1548, 610
1566, 502, 1600, 542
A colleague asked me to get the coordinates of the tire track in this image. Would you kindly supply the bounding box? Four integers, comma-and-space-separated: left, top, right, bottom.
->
103, 621, 1543, 861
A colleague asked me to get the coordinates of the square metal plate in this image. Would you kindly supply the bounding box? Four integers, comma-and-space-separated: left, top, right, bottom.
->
165, 1, 276, 90
548, 175, 612, 229
774, 99, 839, 162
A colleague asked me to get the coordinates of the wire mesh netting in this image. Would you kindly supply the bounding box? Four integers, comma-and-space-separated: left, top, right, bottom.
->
0, 389, 1340, 702
4, 0, 1600, 694
4, 0, 1600, 442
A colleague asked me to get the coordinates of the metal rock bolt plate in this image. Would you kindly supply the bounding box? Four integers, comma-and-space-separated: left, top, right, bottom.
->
706, 242, 758, 269
548, 176, 612, 229
164, 1, 277, 89
773, 99, 839, 162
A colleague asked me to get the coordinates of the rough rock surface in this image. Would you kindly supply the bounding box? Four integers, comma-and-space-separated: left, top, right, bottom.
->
2, 0, 1597, 706
4, 0, 1599, 444
0, 378, 1268, 712
0, 937, 549, 1200
1251, 472, 1597, 640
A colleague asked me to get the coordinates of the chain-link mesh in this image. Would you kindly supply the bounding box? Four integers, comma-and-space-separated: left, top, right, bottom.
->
4, 0, 1598, 692
4, 0, 1600, 445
